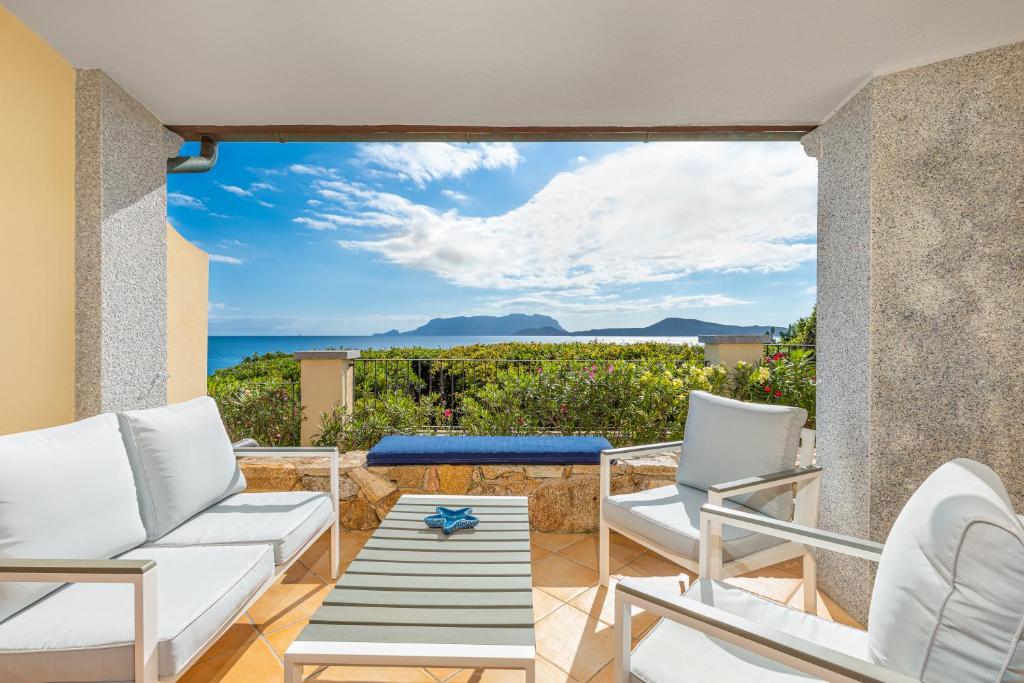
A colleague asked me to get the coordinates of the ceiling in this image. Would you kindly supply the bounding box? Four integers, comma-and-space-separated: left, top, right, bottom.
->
6, 1, 1024, 137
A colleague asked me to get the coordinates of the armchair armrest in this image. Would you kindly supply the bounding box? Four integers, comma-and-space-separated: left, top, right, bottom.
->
700, 504, 884, 562
0, 558, 158, 682
614, 579, 918, 683
600, 441, 682, 464
600, 441, 681, 503
233, 446, 338, 457
709, 465, 821, 498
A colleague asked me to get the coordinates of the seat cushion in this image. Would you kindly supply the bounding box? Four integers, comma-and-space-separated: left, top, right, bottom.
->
677, 391, 806, 520
0, 545, 273, 682
148, 491, 334, 565
0, 414, 146, 623
868, 459, 1024, 682
368, 435, 613, 466
118, 396, 246, 541
604, 484, 785, 562
630, 579, 869, 682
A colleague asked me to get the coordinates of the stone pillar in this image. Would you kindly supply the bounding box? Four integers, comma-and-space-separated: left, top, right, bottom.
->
804, 41, 1024, 622
296, 350, 361, 446
75, 69, 182, 416
699, 335, 769, 370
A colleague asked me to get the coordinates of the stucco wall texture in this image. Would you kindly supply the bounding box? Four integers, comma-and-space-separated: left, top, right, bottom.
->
0, 7, 76, 434
167, 223, 209, 403
76, 69, 183, 416
805, 41, 1024, 623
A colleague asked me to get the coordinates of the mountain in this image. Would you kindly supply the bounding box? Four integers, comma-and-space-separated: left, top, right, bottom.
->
569, 317, 777, 337
376, 314, 782, 337
384, 314, 567, 336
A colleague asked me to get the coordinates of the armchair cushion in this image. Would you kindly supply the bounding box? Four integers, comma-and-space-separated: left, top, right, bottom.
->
0, 545, 273, 682
677, 391, 806, 520
603, 484, 785, 562
147, 491, 334, 565
0, 414, 146, 623
868, 459, 1024, 682
629, 579, 868, 682
118, 397, 246, 541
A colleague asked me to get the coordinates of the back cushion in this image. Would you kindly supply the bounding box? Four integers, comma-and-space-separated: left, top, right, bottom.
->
0, 414, 146, 622
676, 391, 806, 520
118, 396, 246, 541
868, 459, 1024, 682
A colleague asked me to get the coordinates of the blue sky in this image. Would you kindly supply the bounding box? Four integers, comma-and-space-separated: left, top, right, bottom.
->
168, 141, 817, 335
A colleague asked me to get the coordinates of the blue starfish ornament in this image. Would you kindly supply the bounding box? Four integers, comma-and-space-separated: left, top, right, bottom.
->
424, 506, 479, 535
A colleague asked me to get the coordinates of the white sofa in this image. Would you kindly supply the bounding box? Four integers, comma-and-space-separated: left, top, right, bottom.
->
0, 397, 340, 682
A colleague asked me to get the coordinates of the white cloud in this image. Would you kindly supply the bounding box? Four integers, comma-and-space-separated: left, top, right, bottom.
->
247, 167, 286, 176
210, 212, 233, 219
209, 254, 243, 264
219, 184, 253, 197
489, 293, 749, 315
289, 164, 336, 177
804, 285, 817, 296
313, 142, 815, 291
249, 182, 279, 192
441, 189, 470, 202
168, 192, 206, 209
257, 200, 275, 208
575, 155, 588, 164
307, 199, 323, 207
292, 216, 336, 231
356, 142, 521, 187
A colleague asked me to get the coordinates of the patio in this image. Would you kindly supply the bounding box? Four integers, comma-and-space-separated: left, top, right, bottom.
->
181, 529, 855, 683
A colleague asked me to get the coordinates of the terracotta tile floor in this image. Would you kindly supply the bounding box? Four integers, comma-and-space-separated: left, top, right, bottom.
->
181, 530, 860, 683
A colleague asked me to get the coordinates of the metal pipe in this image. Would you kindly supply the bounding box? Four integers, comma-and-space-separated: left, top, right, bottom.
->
167, 135, 218, 174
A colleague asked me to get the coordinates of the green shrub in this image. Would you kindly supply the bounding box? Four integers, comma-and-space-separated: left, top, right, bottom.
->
459, 361, 729, 446
313, 393, 447, 451
733, 348, 816, 427
214, 383, 302, 446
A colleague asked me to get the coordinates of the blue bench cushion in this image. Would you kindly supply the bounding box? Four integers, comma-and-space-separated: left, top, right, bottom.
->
367, 435, 613, 466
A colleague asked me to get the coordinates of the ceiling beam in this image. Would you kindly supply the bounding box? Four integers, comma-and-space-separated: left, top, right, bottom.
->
165, 124, 815, 143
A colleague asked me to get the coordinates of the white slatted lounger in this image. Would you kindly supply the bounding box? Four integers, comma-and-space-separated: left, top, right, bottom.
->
284, 494, 536, 682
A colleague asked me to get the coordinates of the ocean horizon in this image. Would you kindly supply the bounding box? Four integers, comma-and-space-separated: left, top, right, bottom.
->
208, 334, 701, 374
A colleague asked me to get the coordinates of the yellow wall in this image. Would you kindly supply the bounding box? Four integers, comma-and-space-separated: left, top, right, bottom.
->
167, 223, 209, 403
0, 7, 76, 434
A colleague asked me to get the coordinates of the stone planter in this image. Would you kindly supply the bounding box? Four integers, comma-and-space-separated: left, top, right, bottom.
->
238, 449, 680, 532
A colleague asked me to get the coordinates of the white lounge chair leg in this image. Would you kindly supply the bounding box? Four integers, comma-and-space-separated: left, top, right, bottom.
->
802, 548, 817, 615
599, 520, 610, 586
330, 520, 340, 580
133, 567, 158, 683
613, 588, 632, 682
284, 661, 303, 683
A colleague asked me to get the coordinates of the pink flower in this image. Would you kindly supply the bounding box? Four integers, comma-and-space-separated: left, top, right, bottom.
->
443, 409, 453, 419
537, 367, 543, 374
607, 364, 614, 373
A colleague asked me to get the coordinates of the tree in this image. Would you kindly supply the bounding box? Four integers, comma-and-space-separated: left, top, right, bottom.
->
781, 306, 816, 346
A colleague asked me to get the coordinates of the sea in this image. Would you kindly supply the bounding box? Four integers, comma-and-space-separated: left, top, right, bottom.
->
208, 335, 700, 374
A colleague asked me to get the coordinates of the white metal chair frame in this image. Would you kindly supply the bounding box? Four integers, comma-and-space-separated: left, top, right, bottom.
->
612, 503, 920, 683
599, 428, 820, 611
0, 446, 341, 683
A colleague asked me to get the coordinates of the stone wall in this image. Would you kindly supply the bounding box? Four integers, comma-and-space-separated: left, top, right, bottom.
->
804, 40, 1024, 623
239, 450, 679, 532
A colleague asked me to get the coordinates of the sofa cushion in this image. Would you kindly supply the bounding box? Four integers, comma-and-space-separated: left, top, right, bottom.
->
628, 579, 869, 682
148, 491, 334, 565
603, 484, 785, 562
677, 391, 806, 520
867, 459, 1024, 682
0, 545, 273, 682
0, 414, 146, 623
118, 397, 246, 541
367, 435, 613, 465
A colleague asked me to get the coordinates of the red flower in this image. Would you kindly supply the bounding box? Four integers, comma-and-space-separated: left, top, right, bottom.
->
774, 390, 782, 398
443, 409, 453, 419
763, 385, 771, 393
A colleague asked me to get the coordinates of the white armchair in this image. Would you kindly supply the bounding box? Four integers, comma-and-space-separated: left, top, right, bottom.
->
600, 391, 819, 607
613, 458, 1024, 682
